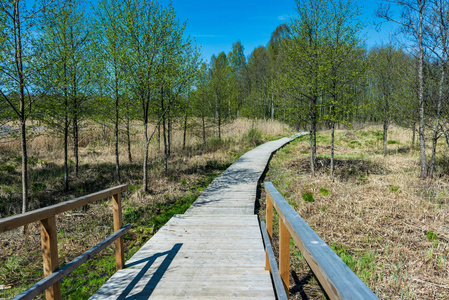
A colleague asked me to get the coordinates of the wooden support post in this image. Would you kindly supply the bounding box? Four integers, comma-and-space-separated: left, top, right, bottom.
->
112, 192, 124, 270
40, 216, 61, 300
279, 218, 290, 296
265, 193, 274, 271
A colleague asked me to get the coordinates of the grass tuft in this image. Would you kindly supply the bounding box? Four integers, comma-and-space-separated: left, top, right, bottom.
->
319, 187, 330, 195
302, 191, 314, 203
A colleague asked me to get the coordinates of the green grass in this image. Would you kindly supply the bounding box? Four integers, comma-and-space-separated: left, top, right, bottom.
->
387, 140, 400, 145
357, 175, 369, 182
426, 231, 438, 241
302, 191, 314, 203
389, 185, 400, 192
319, 187, 330, 195
331, 243, 378, 285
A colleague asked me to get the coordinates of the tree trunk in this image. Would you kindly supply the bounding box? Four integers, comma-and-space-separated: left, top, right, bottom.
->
383, 120, 388, 157
412, 122, 416, 147
114, 62, 121, 182
126, 115, 132, 163
218, 111, 222, 140
73, 105, 79, 177
64, 96, 69, 192
309, 97, 317, 176
143, 119, 149, 191
157, 122, 161, 151
418, 3, 427, 178
161, 88, 168, 172
167, 109, 171, 157
429, 55, 445, 178
20, 119, 28, 214
63, 61, 69, 192
183, 111, 187, 150
14, 2, 28, 215
330, 122, 335, 177
163, 113, 168, 172
202, 115, 206, 146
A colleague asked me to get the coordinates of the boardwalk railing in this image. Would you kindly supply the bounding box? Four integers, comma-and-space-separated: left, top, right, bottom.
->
263, 182, 378, 300
0, 185, 129, 300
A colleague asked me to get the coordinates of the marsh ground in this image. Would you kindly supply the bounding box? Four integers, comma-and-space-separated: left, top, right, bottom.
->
259, 125, 449, 299
0, 118, 291, 299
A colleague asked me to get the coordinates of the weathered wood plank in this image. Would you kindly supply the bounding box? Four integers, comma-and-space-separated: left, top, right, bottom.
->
265, 181, 378, 300
13, 225, 130, 300
0, 185, 128, 233
260, 221, 288, 300
40, 216, 61, 300
279, 217, 290, 295
112, 192, 124, 270
90, 133, 308, 299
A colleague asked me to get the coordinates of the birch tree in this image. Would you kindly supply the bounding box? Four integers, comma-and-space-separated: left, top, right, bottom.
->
377, 0, 429, 178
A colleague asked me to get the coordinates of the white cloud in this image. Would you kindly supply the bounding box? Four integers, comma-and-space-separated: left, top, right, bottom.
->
278, 15, 288, 21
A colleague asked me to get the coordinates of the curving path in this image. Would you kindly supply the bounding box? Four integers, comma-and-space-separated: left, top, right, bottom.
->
90, 132, 307, 299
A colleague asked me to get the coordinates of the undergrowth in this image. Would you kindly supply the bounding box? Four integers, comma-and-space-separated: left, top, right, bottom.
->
0, 118, 293, 299
259, 125, 449, 299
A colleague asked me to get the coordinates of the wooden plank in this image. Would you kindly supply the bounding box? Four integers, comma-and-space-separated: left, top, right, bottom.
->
265, 190, 273, 271
112, 192, 124, 270
13, 225, 130, 300
279, 218, 290, 296
265, 182, 378, 300
40, 216, 61, 300
90, 134, 309, 300
185, 208, 255, 215
0, 185, 128, 233
260, 221, 288, 300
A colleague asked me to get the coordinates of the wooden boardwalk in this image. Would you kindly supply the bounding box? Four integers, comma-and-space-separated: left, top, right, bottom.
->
90, 133, 306, 299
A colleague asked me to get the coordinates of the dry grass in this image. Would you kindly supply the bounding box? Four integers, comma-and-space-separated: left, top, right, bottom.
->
260, 125, 449, 299
0, 117, 292, 299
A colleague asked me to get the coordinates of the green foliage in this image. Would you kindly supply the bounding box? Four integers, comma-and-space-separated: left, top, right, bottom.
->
357, 175, 368, 181
389, 186, 400, 192
387, 140, 400, 145
331, 243, 377, 285
319, 187, 330, 195
31, 182, 46, 192
302, 191, 314, 203
1, 164, 15, 173
245, 128, 263, 146
426, 231, 438, 241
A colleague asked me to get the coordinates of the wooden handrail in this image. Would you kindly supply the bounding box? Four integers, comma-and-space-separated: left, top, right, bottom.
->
0, 184, 129, 300
0, 184, 128, 233
12, 224, 131, 300
264, 181, 378, 300
259, 221, 288, 300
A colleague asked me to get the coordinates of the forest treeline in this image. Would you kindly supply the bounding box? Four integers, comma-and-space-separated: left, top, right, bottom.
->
1, 0, 448, 215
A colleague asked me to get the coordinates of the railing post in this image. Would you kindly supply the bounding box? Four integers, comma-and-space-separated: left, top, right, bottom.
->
112, 192, 125, 270
265, 192, 274, 271
279, 218, 290, 296
40, 216, 61, 300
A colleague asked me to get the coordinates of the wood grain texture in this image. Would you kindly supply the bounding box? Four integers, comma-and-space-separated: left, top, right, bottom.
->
40, 216, 61, 300
260, 221, 288, 300
265, 181, 378, 300
0, 185, 128, 233
279, 218, 290, 295
113, 192, 124, 270
13, 225, 130, 300
91, 133, 308, 299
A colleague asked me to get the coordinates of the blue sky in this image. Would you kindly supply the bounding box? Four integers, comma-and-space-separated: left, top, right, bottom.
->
163, 0, 399, 62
